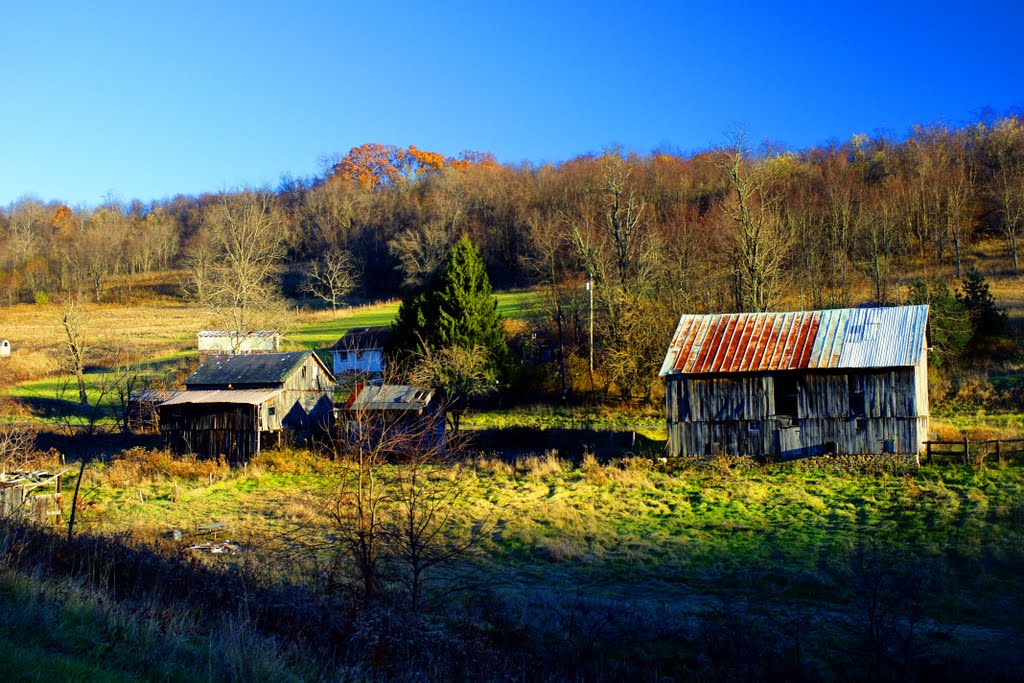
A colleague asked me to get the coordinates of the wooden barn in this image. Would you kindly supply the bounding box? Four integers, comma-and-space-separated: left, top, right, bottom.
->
660, 305, 930, 460
340, 383, 446, 454
158, 351, 335, 460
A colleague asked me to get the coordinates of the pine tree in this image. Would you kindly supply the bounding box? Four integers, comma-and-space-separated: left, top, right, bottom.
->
392, 236, 507, 366
957, 266, 1007, 338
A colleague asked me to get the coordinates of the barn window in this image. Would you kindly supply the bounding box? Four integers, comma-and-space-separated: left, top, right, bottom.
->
302, 366, 307, 378
774, 375, 799, 418
748, 423, 760, 434
849, 389, 866, 417
269, 407, 276, 417
855, 417, 867, 431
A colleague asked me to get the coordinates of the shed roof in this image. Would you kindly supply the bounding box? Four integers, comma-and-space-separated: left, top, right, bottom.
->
332, 326, 391, 350
160, 388, 283, 406
659, 305, 929, 376
345, 384, 435, 412
198, 330, 279, 338
185, 351, 313, 387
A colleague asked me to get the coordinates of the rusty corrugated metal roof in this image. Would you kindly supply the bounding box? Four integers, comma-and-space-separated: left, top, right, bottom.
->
659, 305, 929, 376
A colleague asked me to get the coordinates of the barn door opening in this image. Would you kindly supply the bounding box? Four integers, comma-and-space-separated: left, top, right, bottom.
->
773, 374, 799, 419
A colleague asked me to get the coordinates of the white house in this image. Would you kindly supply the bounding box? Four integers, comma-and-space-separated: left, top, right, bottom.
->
331, 326, 390, 377
0, 340, 10, 357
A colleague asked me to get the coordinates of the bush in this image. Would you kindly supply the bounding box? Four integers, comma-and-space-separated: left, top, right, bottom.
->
33, 291, 49, 305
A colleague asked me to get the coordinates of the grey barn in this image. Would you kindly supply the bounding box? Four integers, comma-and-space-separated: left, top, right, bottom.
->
158, 351, 335, 460
659, 305, 930, 459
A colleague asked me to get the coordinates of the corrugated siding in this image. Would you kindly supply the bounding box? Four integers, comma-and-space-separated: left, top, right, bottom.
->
661, 305, 929, 376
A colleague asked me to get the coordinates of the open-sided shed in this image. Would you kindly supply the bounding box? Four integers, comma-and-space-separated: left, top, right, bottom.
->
158, 351, 335, 460
660, 305, 930, 459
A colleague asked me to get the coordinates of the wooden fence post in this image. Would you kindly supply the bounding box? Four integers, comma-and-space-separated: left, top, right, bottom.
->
963, 436, 970, 465
996, 440, 1003, 466
926, 441, 932, 465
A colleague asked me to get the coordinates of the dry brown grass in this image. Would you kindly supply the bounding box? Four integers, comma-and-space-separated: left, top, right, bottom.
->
100, 448, 230, 487
516, 450, 568, 479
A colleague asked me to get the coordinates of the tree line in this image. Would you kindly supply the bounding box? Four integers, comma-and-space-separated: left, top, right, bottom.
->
2, 117, 1023, 399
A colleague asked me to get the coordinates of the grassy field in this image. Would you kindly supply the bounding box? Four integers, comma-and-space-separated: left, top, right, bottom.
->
9, 447, 1019, 679
2, 289, 543, 420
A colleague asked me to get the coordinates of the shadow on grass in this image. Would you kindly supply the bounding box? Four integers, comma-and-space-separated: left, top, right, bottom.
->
34, 429, 161, 460
463, 426, 664, 462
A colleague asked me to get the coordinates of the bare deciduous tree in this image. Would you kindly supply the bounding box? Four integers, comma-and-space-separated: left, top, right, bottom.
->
301, 247, 357, 310
303, 387, 486, 611
409, 343, 496, 434
60, 298, 89, 406
192, 191, 288, 347
724, 145, 792, 312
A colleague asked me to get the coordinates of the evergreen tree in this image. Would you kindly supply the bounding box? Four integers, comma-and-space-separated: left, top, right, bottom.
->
957, 266, 1008, 338
907, 279, 972, 366
393, 236, 507, 366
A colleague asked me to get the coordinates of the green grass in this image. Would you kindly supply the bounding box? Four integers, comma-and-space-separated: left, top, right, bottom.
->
76, 451, 1024, 598
287, 289, 544, 349
13, 449, 1024, 680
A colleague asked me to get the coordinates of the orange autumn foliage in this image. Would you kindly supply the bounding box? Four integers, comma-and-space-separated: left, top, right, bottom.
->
331, 144, 499, 189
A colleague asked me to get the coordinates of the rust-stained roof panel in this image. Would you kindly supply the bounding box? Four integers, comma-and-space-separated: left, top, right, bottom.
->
659, 305, 929, 376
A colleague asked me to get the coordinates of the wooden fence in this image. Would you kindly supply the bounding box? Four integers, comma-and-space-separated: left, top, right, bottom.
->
924, 438, 1024, 466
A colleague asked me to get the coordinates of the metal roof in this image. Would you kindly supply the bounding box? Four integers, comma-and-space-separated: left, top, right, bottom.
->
198, 330, 279, 338
345, 384, 435, 412
159, 388, 283, 406
185, 352, 312, 387
659, 305, 929, 376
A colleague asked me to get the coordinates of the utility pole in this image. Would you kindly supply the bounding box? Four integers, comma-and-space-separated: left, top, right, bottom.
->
586, 274, 594, 388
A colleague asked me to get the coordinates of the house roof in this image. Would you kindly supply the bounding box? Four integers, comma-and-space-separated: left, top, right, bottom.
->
659, 305, 929, 376
345, 384, 435, 412
185, 351, 314, 387
160, 388, 283, 406
332, 326, 391, 350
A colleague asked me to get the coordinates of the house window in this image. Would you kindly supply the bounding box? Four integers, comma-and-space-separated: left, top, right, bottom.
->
774, 374, 799, 418
337, 350, 348, 362
269, 407, 276, 417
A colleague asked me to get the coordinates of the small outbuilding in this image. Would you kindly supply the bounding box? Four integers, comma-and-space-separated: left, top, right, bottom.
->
341, 383, 445, 454
0, 471, 63, 524
197, 330, 281, 354
158, 351, 335, 460
660, 305, 929, 460
0, 340, 10, 357
331, 326, 390, 377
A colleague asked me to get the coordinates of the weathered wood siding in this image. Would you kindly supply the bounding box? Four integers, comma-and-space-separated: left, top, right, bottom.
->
159, 405, 260, 461
276, 354, 335, 434
666, 367, 927, 459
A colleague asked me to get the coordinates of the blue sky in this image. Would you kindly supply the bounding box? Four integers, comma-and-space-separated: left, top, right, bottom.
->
1, 0, 1021, 207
